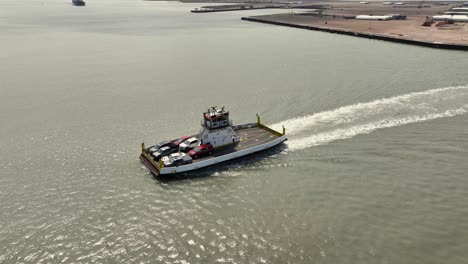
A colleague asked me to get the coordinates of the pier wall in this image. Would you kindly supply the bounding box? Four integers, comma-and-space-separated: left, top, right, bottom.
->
241, 17, 468, 51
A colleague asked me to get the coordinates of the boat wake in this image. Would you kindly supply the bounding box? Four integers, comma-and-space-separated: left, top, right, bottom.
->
271, 85, 468, 151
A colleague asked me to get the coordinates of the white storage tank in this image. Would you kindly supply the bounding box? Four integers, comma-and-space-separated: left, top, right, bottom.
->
432, 15, 468, 22
356, 15, 393, 20
445, 11, 468, 15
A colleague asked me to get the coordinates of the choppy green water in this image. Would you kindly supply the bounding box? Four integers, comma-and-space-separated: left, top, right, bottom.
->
1, 1, 468, 263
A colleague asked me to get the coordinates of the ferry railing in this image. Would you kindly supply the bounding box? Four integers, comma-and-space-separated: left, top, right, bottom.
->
200, 119, 233, 128
256, 114, 285, 137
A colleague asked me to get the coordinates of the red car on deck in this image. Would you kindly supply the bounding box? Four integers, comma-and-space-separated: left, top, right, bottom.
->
172, 136, 191, 147
188, 143, 213, 159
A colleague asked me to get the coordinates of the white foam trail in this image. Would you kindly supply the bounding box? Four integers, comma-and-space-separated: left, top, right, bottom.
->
286, 107, 467, 151
271, 85, 468, 135
269, 85, 468, 151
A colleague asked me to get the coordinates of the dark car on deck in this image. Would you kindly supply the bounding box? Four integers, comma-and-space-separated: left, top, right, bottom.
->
188, 143, 213, 159
151, 146, 177, 160
147, 140, 173, 154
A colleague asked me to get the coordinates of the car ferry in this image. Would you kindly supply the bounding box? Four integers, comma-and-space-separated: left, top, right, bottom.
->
140, 106, 287, 176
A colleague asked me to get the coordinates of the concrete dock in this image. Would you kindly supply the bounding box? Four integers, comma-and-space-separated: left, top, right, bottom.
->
242, 16, 468, 50
240, 2, 468, 50
192, 4, 283, 13
191, 3, 328, 13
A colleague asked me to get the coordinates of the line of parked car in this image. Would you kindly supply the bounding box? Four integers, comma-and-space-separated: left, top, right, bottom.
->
146, 136, 214, 167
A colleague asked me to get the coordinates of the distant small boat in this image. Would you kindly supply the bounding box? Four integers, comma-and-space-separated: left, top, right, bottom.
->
72, 0, 85, 6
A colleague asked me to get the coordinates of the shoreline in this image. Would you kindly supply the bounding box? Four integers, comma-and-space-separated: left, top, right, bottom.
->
241, 15, 468, 50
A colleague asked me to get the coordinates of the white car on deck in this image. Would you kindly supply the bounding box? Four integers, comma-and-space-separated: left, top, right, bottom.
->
179, 137, 198, 152
161, 152, 193, 167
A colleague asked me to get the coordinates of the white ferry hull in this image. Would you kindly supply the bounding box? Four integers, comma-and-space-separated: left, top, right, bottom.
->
159, 135, 287, 175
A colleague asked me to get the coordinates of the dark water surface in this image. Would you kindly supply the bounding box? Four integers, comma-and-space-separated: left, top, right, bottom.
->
1, 1, 468, 263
